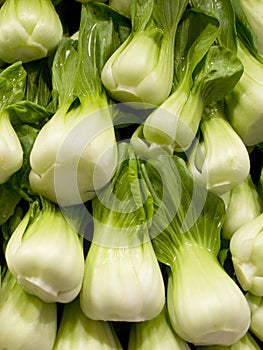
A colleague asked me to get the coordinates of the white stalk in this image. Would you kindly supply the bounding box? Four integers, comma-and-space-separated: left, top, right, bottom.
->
0, 0, 63, 63
80, 224, 165, 322
167, 244, 250, 346
0, 109, 23, 183
0, 270, 57, 349
5, 199, 85, 303
230, 212, 263, 296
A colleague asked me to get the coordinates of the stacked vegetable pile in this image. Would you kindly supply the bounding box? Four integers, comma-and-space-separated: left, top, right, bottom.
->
1, 0, 263, 349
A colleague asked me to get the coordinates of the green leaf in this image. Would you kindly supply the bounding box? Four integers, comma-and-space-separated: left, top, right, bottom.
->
130, 0, 154, 32
1, 205, 24, 258
0, 184, 21, 226
154, 0, 188, 32
52, 37, 78, 108
173, 9, 220, 87
89, 2, 131, 43
218, 248, 229, 267
93, 143, 145, 224
190, 0, 237, 53
131, 0, 188, 34
197, 45, 244, 104
231, 0, 259, 56
0, 61, 26, 110
7, 100, 52, 129
92, 142, 153, 245
75, 2, 130, 99
23, 58, 53, 107
141, 155, 225, 266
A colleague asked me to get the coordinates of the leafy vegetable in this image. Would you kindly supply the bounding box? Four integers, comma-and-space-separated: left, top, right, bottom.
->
101, 0, 188, 105
0, 0, 63, 63
1, 1, 263, 349
29, 3, 127, 206
80, 143, 165, 322
187, 103, 250, 196
141, 154, 250, 346
0, 269, 57, 349
5, 197, 85, 303
132, 8, 243, 156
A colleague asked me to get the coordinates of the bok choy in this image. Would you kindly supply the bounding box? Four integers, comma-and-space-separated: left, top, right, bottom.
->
5, 197, 85, 303
1, 1, 263, 349
29, 3, 122, 206
101, 0, 188, 106
132, 8, 243, 157
141, 154, 250, 346
187, 104, 250, 196
0, 269, 57, 349
80, 143, 165, 322
0, 0, 63, 63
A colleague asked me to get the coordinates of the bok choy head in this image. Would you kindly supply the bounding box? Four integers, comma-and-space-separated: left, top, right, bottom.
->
101, 0, 188, 106
141, 154, 250, 346
0, 0, 63, 63
5, 197, 85, 303
132, 8, 243, 157
0, 269, 57, 350
29, 3, 126, 206
187, 103, 250, 196
80, 142, 165, 322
